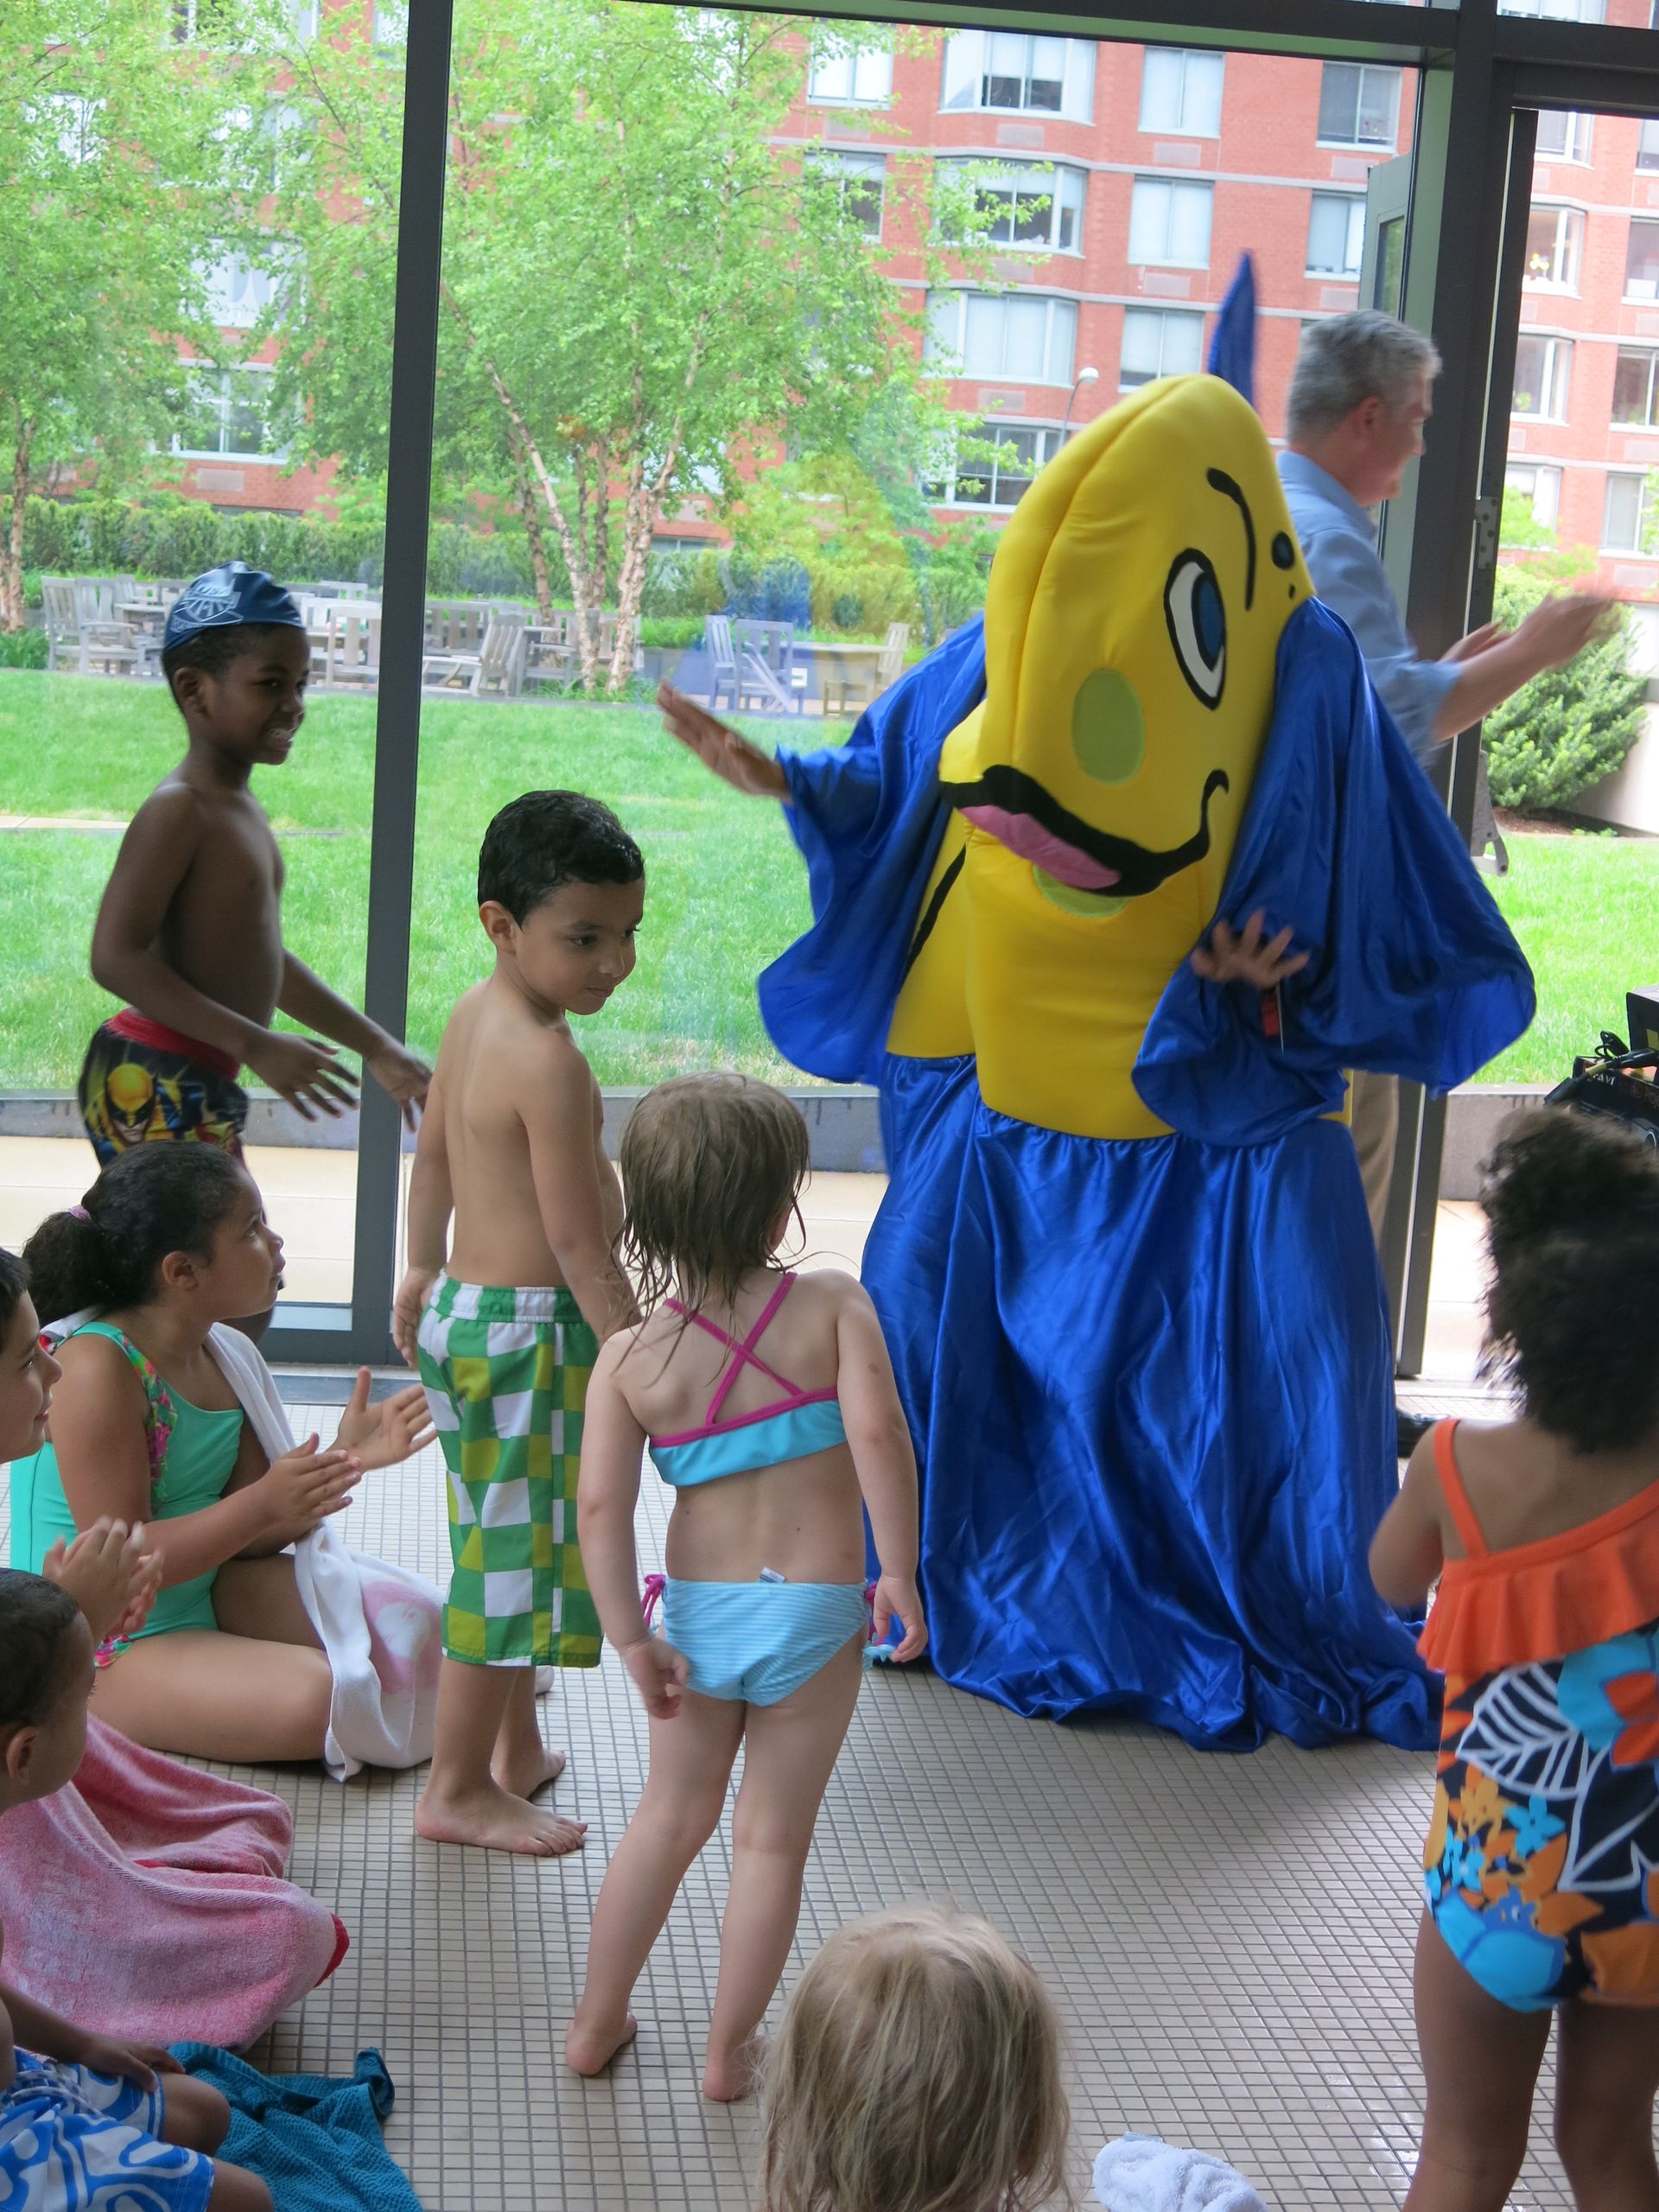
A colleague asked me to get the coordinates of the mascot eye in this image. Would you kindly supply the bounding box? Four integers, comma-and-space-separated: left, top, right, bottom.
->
1164, 550, 1226, 709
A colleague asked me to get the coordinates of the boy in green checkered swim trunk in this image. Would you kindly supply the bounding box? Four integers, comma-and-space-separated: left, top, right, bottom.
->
416, 1279, 601, 1667
395, 791, 645, 1857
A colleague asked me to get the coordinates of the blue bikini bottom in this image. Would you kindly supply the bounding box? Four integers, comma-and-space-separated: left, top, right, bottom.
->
658, 1576, 868, 1706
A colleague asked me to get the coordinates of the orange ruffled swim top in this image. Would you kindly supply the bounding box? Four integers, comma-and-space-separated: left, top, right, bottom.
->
1420, 1418, 1659, 1679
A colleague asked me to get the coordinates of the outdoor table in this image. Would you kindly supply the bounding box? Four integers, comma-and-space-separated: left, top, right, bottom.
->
805, 639, 883, 715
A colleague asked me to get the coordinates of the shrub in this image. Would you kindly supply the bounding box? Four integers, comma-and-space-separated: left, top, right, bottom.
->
639, 615, 704, 649
1484, 563, 1648, 812
0, 629, 48, 670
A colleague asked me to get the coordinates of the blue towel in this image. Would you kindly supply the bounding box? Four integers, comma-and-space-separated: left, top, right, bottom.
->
169, 2044, 423, 2212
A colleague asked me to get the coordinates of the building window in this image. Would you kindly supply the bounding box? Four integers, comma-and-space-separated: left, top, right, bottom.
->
1603, 471, 1659, 554
940, 33, 1094, 121
202, 251, 279, 329
1511, 334, 1572, 418
1306, 194, 1364, 279
1119, 307, 1205, 390
1128, 179, 1213, 268
925, 291, 1078, 385
1137, 50, 1224, 138
1503, 463, 1561, 536
174, 0, 316, 36
1640, 119, 1659, 173
1616, 347, 1659, 429
1499, 0, 1605, 16
31, 93, 104, 164
937, 161, 1085, 254
1317, 63, 1401, 149
1523, 204, 1583, 289
807, 149, 885, 238
807, 35, 893, 106
932, 421, 1064, 509
1628, 219, 1659, 301
174, 366, 283, 460
1535, 111, 1592, 164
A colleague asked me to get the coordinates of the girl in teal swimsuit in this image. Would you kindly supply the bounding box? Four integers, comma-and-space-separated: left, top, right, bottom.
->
566, 1074, 928, 2101
10, 1147, 433, 1766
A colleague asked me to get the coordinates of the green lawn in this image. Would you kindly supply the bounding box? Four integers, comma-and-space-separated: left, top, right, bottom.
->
1, 667, 1652, 1092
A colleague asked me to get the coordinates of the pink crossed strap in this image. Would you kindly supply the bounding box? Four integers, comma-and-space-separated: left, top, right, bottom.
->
664, 1273, 810, 1429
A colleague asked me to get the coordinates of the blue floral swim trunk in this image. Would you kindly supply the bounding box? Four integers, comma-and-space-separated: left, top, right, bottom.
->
0, 2050, 213, 2212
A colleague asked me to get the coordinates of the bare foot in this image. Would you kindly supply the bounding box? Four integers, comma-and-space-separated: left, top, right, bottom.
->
702, 2028, 767, 2103
492, 1736, 568, 1801
565, 2012, 639, 2077
416, 1779, 587, 1857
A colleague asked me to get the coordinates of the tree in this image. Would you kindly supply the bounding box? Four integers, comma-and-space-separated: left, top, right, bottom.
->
277, 2, 970, 692
1484, 556, 1648, 812
0, 0, 274, 629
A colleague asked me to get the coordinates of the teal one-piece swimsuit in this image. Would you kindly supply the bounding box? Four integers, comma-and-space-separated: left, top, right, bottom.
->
9, 1321, 245, 1639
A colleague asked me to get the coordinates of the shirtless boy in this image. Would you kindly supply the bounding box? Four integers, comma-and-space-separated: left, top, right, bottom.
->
393, 791, 643, 1855
82, 563, 429, 1219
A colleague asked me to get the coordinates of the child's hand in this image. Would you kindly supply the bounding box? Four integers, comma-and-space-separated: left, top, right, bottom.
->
257, 1435, 360, 1529
620, 1635, 690, 1719
391, 1268, 438, 1366
1189, 910, 1310, 990
41, 1519, 162, 1644
76, 2035, 181, 2092
872, 1574, 928, 1662
245, 1030, 360, 1122
658, 683, 790, 799
333, 1369, 436, 1471
366, 1037, 431, 1132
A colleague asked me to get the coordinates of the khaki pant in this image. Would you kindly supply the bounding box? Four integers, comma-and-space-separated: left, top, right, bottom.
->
1350, 1068, 1400, 1251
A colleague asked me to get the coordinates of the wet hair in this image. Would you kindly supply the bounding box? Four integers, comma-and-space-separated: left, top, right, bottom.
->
1287, 310, 1441, 442
619, 1073, 809, 1321
477, 790, 644, 923
161, 622, 302, 696
760, 1904, 1072, 2212
1480, 1110, 1659, 1454
22, 1145, 248, 1325
0, 1570, 84, 1732
0, 1248, 26, 1343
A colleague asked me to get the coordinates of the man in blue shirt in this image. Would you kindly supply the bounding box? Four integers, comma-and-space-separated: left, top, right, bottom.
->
1278, 311, 1606, 1249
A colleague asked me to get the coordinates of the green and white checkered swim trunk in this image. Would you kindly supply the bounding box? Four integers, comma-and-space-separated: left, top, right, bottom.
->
416, 1274, 601, 1668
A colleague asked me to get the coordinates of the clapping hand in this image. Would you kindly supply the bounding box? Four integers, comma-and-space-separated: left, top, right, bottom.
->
41, 1518, 162, 1644
1190, 910, 1310, 989
334, 1367, 436, 1471
658, 683, 790, 799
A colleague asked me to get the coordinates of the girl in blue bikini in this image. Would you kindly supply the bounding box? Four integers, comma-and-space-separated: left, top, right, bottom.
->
566, 1073, 927, 2101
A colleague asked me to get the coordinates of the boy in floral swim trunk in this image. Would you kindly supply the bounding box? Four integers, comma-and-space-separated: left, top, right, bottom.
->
394, 791, 643, 1857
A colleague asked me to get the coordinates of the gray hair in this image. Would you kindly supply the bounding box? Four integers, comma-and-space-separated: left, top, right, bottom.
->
1287, 311, 1441, 442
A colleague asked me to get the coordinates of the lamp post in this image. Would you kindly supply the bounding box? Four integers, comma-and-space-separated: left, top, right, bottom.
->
1060, 364, 1099, 442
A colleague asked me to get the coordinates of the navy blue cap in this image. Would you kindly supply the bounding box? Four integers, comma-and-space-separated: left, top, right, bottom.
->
162, 563, 303, 655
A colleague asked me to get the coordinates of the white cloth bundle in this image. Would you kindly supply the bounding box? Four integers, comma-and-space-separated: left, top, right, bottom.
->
1094, 2137, 1270, 2212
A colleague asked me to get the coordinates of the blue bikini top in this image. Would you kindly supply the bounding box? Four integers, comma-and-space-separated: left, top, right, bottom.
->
648, 1274, 847, 1489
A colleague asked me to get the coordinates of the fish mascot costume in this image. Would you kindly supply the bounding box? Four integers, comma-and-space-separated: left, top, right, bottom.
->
739, 372, 1534, 1751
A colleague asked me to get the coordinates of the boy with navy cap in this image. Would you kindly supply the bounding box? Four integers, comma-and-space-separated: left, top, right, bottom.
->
81, 565, 428, 1287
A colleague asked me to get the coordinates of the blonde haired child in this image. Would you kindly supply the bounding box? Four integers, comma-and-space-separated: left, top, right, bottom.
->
762, 1904, 1071, 2212
565, 1073, 927, 2099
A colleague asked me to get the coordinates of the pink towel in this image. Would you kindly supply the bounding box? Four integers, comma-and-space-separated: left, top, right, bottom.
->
0, 1717, 346, 2049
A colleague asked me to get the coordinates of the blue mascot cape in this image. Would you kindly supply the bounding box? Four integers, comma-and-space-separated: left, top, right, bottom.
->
759, 602, 1532, 1752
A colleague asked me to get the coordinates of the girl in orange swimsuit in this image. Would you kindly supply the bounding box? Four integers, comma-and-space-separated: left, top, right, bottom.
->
1371, 1109, 1659, 2212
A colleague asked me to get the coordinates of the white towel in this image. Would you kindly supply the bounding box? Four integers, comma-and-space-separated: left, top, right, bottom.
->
1094, 2136, 1270, 2212
46, 1313, 442, 1782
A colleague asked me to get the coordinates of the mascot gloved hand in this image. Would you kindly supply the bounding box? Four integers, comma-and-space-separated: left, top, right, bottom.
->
662, 373, 1532, 1752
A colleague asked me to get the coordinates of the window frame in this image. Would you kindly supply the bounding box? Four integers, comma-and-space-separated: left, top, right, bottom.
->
1522, 201, 1584, 292
936, 158, 1087, 256
1627, 217, 1659, 303
1118, 305, 1205, 391
1534, 109, 1592, 164
171, 361, 286, 461
806, 35, 893, 109
1510, 332, 1573, 420
1127, 175, 1214, 270
1602, 469, 1659, 556
931, 417, 1065, 509
939, 31, 1095, 121
1502, 461, 1561, 535
924, 289, 1080, 385
1315, 61, 1402, 151
805, 147, 886, 238
1305, 191, 1366, 279
1137, 48, 1225, 139
1614, 346, 1659, 430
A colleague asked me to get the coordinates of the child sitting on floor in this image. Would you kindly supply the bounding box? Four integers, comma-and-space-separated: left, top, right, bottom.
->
1371, 1109, 1659, 2212
0, 1565, 271, 2211
565, 1073, 928, 2100
760, 1904, 1071, 2212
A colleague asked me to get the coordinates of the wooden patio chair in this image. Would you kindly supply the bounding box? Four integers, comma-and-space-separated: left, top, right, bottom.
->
703, 615, 739, 711
327, 615, 381, 688
41, 580, 79, 671
78, 620, 146, 678
423, 608, 525, 697
875, 621, 911, 695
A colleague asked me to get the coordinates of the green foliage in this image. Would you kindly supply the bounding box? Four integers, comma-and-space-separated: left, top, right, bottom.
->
0, 629, 48, 669
1484, 563, 1648, 812
638, 616, 706, 649
1498, 486, 1556, 551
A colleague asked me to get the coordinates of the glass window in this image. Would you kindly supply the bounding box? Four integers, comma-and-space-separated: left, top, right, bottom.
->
1128, 178, 1213, 268
1511, 334, 1573, 416
807, 35, 893, 106
1119, 307, 1205, 389
1138, 50, 1224, 138
1317, 64, 1401, 149
1306, 194, 1365, 278
1499, 0, 1605, 16
1503, 463, 1561, 534
172, 365, 285, 459
1640, 119, 1659, 173
933, 421, 1064, 508
806, 149, 885, 238
1627, 219, 1659, 300
173, 0, 317, 40
1614, 347, 1659, 428
1535, 111, 1592, 163
940, 32, 1093, 120
937, 161, 1085, 254
925, 290, 1078, 383
1604, 471, 1659, 552
201, 248, 278, 328
1523, 204, 1582, 289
